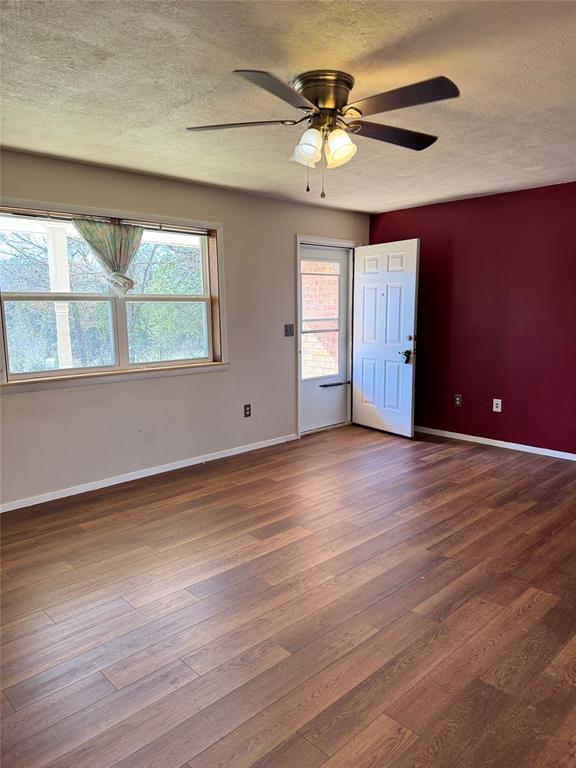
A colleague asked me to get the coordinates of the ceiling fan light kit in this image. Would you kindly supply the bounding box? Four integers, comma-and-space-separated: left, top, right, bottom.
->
291, 126, 357, 170
187, 68, 460, 198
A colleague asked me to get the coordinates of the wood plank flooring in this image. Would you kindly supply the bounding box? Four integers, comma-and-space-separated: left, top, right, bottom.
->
1, 425, 575, 768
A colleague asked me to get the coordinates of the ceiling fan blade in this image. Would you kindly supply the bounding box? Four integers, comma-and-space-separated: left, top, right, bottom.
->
187, 119, 298, 132
351, 121, 438, 151
234, 70, 316, 111
346, 76, 459, 117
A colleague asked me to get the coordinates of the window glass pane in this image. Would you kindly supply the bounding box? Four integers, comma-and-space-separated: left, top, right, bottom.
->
301, 331, 339, 379
128, 231, 205, 295
0, 223, 50, 292
67, 235, 110, 294
0, 216, 110, 294
126, 301, 209, 364
301, 273, 339, 320
301, 260, 340, 275
4, 300, 115, 374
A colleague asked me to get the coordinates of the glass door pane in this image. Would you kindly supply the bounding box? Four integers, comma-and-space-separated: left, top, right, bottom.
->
301, 259, 341, 380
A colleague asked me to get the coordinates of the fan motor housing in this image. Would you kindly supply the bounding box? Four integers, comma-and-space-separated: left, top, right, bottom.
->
292, 70, 355, 112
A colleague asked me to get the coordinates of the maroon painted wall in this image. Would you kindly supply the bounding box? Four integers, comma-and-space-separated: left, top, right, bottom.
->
370, 182, 576, 454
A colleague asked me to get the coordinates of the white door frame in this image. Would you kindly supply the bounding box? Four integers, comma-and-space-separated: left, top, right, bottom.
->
295, 234, 361, 438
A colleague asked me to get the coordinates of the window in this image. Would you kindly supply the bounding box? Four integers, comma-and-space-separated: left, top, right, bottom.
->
0, 212, 222, 381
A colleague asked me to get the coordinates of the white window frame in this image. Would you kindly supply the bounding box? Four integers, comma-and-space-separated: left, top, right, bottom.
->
0, 209, 224, 384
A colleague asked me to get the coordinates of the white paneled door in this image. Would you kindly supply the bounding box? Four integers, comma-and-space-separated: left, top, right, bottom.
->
352, 239, 419, 437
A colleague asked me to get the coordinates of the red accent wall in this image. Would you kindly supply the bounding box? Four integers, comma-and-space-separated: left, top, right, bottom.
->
370, 182, 576, 454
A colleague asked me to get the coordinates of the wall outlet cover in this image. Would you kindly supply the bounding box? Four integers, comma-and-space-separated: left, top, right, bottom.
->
493, 398, 502, 412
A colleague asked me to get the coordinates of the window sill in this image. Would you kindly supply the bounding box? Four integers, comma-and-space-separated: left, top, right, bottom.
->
0, 361, 230, 393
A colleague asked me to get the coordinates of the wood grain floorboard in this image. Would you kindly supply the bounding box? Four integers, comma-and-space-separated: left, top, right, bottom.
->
1, 425, 574, 768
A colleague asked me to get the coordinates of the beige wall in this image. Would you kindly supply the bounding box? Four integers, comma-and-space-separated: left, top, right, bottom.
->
0, 151, 368, 508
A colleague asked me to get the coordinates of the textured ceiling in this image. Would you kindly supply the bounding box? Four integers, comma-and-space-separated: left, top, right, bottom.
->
1, 1, 576, 213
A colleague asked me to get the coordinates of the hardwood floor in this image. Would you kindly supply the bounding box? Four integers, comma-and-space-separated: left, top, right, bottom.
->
1, 425, 575, 768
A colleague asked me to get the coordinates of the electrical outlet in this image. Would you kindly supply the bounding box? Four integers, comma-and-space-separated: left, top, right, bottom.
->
244, 404, 252, 418
454, 394, 463, 407
284, 323, 295, 338
493, 398, 502, 413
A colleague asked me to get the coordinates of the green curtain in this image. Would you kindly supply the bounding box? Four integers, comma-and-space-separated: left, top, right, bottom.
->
74, 220, 143, 295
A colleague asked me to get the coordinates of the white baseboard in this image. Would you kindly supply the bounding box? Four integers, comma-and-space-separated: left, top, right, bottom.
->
415, 426, 576, 462
5, 427, 572, 513
0, 434, 299, 513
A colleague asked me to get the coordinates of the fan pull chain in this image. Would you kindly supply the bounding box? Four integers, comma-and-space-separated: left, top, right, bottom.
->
320, 132, 327, 199
306, 164, 310, 193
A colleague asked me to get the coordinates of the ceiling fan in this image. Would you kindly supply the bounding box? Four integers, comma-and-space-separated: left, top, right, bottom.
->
187, 70, 459, 196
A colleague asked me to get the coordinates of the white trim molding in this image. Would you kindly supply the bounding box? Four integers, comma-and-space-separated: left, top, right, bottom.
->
415, 426, 576, 462
0, 433, 298, 513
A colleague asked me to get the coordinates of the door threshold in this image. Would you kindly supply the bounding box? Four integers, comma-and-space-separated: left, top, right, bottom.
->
301, 421, 350, 436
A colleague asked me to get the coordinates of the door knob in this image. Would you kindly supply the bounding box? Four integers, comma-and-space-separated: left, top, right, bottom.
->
399, 349, 412, 364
